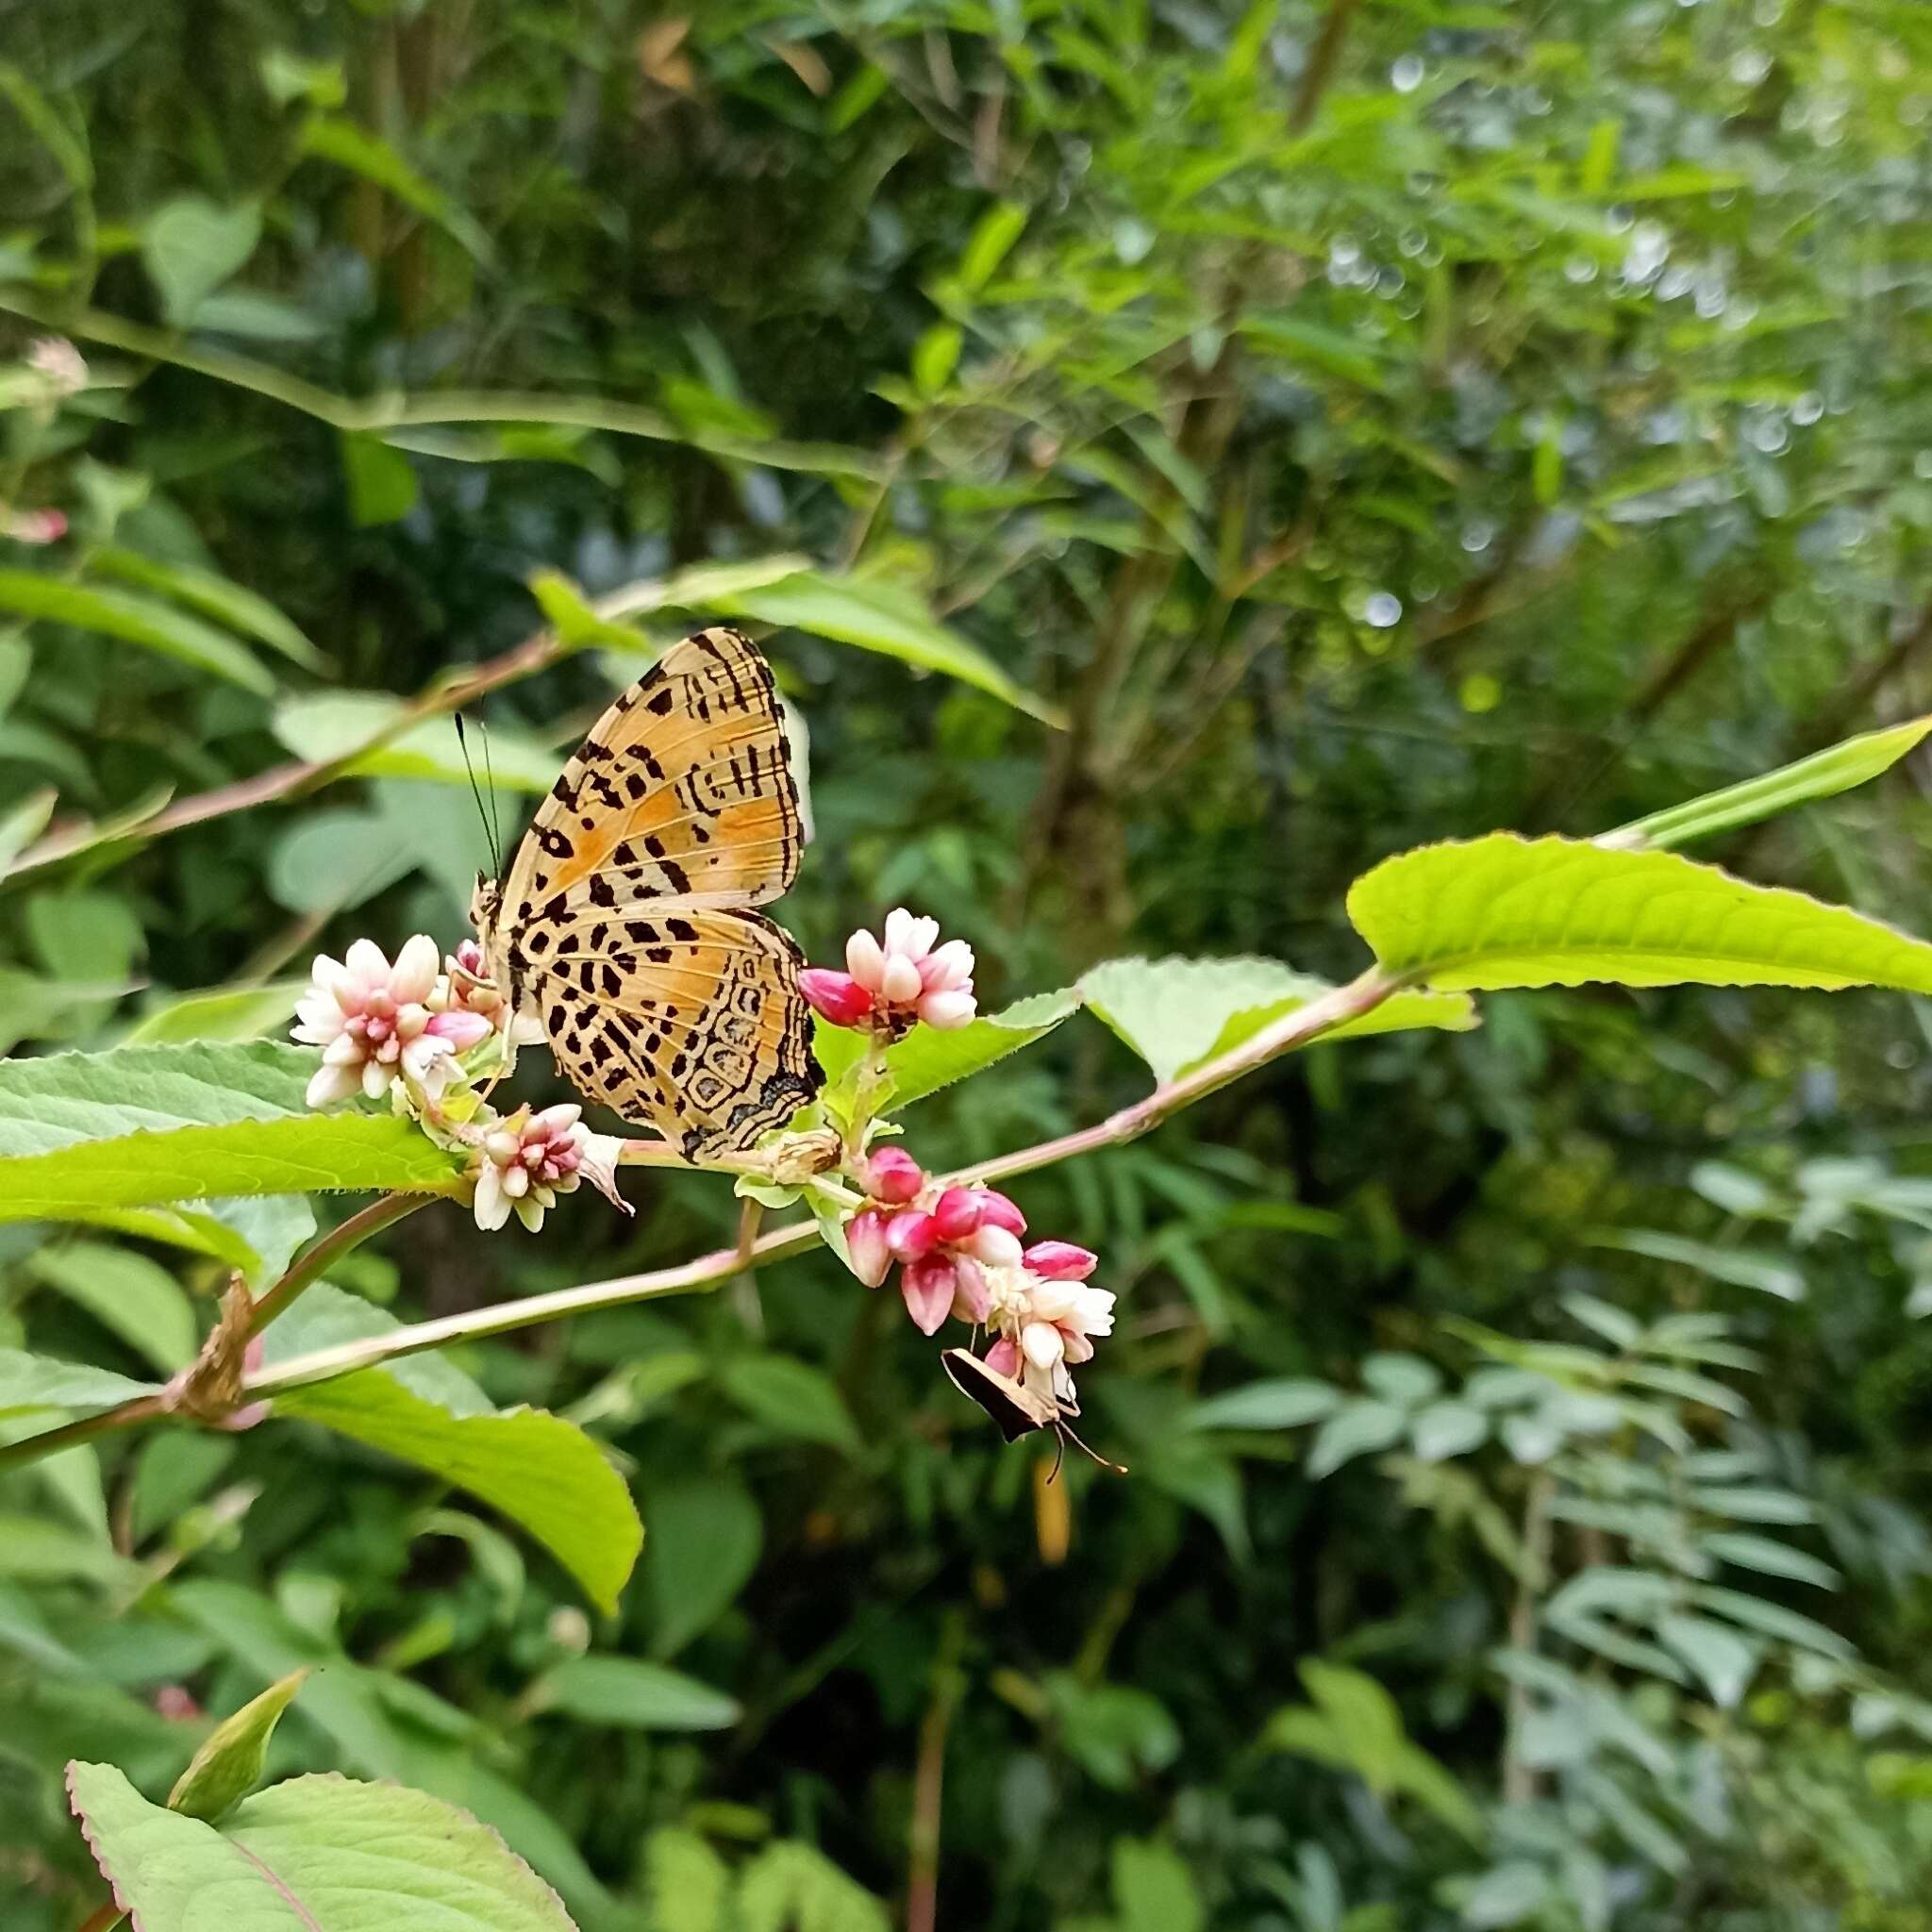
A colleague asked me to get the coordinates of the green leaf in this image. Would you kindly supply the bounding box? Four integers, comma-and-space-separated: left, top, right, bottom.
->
719, 1355, 862, 1455
124, 982, 307, 1047
0, 570, 273, 693
273, 691, 558, 791
1607, 717, 1932, 852
1081, 956, 1475, 1086
167, 1668, 310, 1822
27, 1239, 198, 1372
645, 1476, 763, 1659
958, 202, 1027, 290
1112, 1840, 1203, 1932
700, 570, 1062, 725
300, 116, 494, 261
814, 988, 1079, 1114
1590, 1229, 1805, 1301
1704, 1533, 1838, 1590
68, 1763, 576, 1930
0, 787, 55, 871
91, 547, 325, 672
1348, 835, 1932, 995
141, 195, 261, 324
341, 433, 419, 525
528, 571, 655, 653
540, 1655, 740, 1732
1657, 1611, 1758, 1708
276, 1372, 641, 1616
1187, 1378, 1341, 1431
0, 1348, 156, 1421
913, 322, 963, 394
1307, 1400, 1407, 1478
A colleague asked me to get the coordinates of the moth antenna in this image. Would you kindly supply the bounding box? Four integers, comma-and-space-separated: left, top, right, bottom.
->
454, 712, 499, 876
1047, 1429, 1066, 1485
1056, 1420, 1127, 1476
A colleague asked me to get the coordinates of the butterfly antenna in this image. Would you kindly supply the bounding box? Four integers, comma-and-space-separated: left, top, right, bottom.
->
454, 713, 499, 875
1057, 1420, 1128, 1476
480, 714, 503, 868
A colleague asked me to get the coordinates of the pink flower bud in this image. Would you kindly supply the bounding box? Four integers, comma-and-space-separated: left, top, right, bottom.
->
975, 1191, 1027, 1237
918, 939, 975, 993
884, 1210, 941, 1263
950, 1255, 991, 1323
967, 1224, 1024, 1268
865, 1145, 925, 1204
918, 990, 977, 1030
846, 1208, 893, 1288
902, 1257, 958, 1336
845, 927, 888, 993
984, 1336, 1021, 1378
931, 1186, 984, 1242
879, 953, 924, 1004
1023, 1241, 1098, 1281
799, 968, 874, 1028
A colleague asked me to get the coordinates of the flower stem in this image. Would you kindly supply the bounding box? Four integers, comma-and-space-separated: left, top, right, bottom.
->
245, 1192, 435, 1338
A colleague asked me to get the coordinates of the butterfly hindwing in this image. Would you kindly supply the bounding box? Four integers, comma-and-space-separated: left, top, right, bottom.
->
490, 627, 823, 1160
527, 906, 819, 1160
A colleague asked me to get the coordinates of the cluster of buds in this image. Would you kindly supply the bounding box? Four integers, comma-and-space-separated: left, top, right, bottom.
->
294, 935, 624, 1234
800, 908, 976, 1039
840, 1146, 1114, 1410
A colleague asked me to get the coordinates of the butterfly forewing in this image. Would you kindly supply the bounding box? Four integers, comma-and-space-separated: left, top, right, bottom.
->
489, 627, 823, 1161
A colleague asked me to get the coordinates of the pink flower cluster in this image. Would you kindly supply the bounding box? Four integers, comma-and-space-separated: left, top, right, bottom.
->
800, 909, 976, 1035
294, 936, 493, 1108
841, 1147, 1115, 1411
474, 1103, 621, 1234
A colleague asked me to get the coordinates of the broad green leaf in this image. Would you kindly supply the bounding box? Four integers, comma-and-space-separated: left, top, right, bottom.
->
645, 1476, 763, 1659
273, 691, 558, 791
0, 1348, 156, 1420
958, 201, 1027, 289
1657, 1611, 1758, 1708
261, 1280, 492, 1417
813, 989, 1079, 1113
68, 1762, 575, 1931
300, 116, 494, 261
643, 1829, 730, 1932
27, 1239, 198, 1372
719, 1355, 862, 1455
1081, 956, 1475, 1086
0, 570, 273, 693
167, 1668, 310, 1822
1410, 1401, 1489, 1462
124, 982, 306, 1047
528, 571, 655, 653
0, 786, 55, 870
1704, 1533, 1838, 1590
91, 546, 324, 672
913, 322, 962, 393
1307, 1400, 1407, 1478
0, 1041, 465, 1216
699, 570, 1062, 724
276, 1372, 641, 1614
1607, 717, 1932, 852
737, 1842, 891, 1932
141, 195, 260, 323
539, 1655, 740, 1732
1348, 835, 1932, 995
341, 433, 419, 525
1112, 1840, 1203, 1932
1187, 1378, 1341, 1431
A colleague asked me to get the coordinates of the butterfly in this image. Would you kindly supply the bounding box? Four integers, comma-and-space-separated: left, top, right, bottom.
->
470, 626, 824, 1162
941, 1348, 1126, 1472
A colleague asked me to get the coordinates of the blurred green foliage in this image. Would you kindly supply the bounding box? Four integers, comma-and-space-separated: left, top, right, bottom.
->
6, 0, 1932, 1927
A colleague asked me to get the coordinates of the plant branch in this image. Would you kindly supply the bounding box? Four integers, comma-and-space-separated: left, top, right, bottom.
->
0, 292, 884, 480
245, 1192, 433, 1337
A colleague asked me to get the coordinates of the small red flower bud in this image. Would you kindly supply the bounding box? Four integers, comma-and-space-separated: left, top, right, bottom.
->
974, 1191, 1027, 1237
846, 1208, 893, 1287
1023, 1240, 1098, 1281
865, 1145, 925, 1204
950, 1255, 991, 1323
931, 1186, 984, 1242
884, 1209, 941, 1263
985, 1336, 1021, 1378
902, 1257, 958, 1336
799, 968, 874, 1028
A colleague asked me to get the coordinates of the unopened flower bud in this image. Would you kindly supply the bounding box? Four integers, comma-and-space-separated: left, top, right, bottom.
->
1023, 1241, 1098, 1281
967, 1224, 1024, 1268
879, 953, 924, 1004
985, 1336, 1021, 1378
902, 1257, 958, 1335
950, 1255, 991, 1323
974, 1191, 1027, 1237
846, 1208, 893, 1287
918, 991, 977, 1029
884, 1210, 941, 1263
799, 968, 874, 1028
865, 1145, 925, 1204
931, 1186, 984, 1242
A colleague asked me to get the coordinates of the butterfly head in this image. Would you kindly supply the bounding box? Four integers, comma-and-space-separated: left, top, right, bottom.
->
469, 872, 504, 949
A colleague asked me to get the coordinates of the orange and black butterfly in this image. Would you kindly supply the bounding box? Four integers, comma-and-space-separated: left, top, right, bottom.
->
470, 627, 822, 1159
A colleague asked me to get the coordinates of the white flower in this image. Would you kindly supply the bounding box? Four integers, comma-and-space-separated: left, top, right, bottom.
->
293, 935, 490, 1109
471, 1105, 630, 1234
841, 908, 977, 1030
